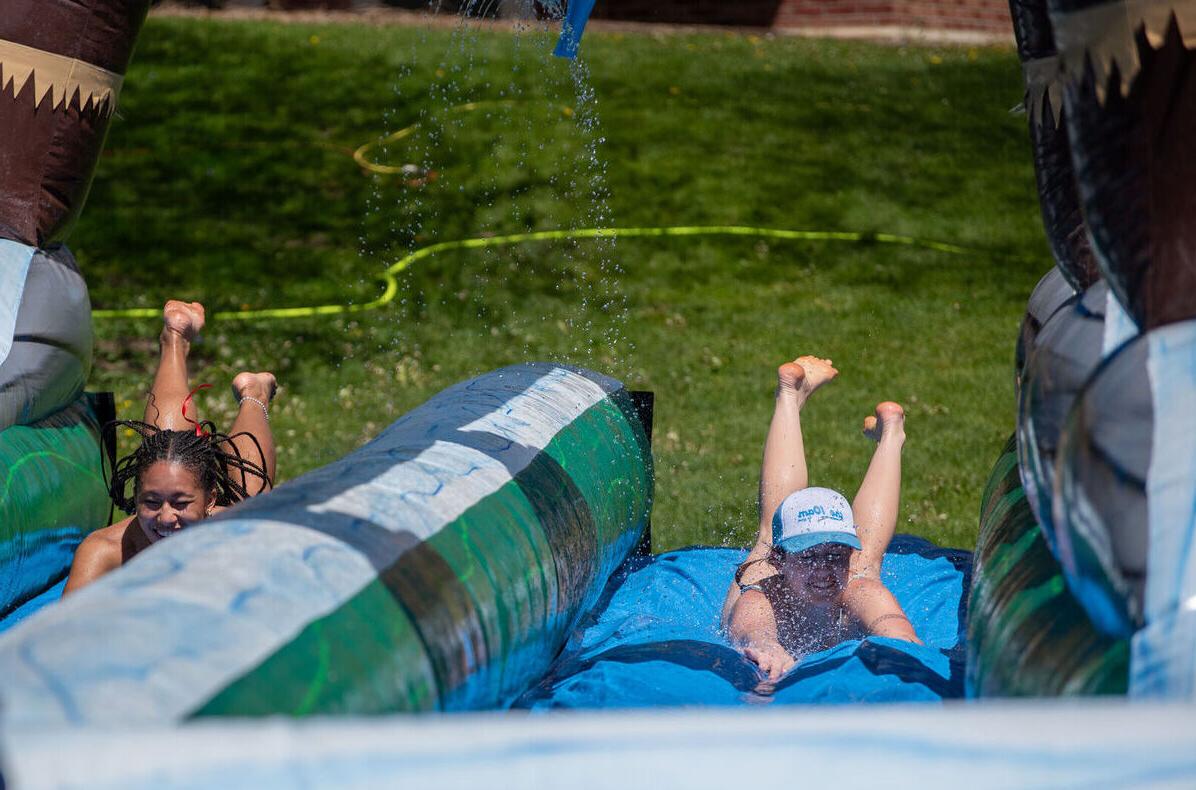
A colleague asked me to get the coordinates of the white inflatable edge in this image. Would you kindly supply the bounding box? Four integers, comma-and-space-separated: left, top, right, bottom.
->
4, 701, 1195, 789
0, 239, 34, 368
1134, 324, 1196, 699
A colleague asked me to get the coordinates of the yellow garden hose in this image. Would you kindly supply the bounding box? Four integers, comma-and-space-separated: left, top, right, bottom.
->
352, 100, 574, 175
91, 101, 992, 322
90, 225, 983, 322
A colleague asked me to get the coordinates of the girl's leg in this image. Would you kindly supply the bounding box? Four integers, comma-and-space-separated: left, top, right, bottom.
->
145, 301, 205, 430
757, 355, 838, 543
723, 355, 839, 629
225, 371, 278, 497
850, 402, 906, 576
844, 403, 920, 643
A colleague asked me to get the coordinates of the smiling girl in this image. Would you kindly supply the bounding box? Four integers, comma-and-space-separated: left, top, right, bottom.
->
721, 355, 920, 682
64, 300, 276, 593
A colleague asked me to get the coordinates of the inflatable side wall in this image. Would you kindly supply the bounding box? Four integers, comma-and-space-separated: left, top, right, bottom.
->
0, 364, 653, 725
1008, 0, 1100, 290
1049, 0, 1196, 331
1045, 0, 1196, 696
983, 0, 1196, 698
966, 435, 1128, 696
0, 240, 93, 429
0, 0, 151, 248
0, 1, 153, 617
0, 395, 111, 621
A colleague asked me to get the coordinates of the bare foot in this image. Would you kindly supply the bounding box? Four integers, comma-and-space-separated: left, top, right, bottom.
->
777, 361, 806, 391
778, 355, 838, 401
162, 300, 205, 343
863, 401, 905, 444
232, 372, 278, 405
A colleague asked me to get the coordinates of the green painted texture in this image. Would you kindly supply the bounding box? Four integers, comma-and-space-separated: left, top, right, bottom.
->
194, 395, 652, 717
966, 434, 1129, 697
0, 396, 110, 615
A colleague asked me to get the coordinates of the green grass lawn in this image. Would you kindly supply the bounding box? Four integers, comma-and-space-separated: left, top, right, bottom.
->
79, 16, 1048, 551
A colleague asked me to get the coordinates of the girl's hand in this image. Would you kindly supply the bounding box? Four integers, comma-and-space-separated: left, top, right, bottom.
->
743, 644, 796, 681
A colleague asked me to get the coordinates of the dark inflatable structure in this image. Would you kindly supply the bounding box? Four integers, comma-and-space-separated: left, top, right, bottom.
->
968, 435, 1128, 696
973, 0, 1196, 697
0, 0, 153, 620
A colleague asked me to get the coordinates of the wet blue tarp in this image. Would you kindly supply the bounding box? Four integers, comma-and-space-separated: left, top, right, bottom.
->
519, 536, 971, 708
0, 579, 66, 635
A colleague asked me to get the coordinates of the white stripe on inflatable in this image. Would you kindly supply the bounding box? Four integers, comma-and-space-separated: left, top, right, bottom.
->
307, 438, 524, 535
1134, 324, 1196, 699
308, 366, 610, 527
0, 365, 614, 726
0, 239, 34, 367
1102, 289, 1139, 358
5, 702, 1195, 789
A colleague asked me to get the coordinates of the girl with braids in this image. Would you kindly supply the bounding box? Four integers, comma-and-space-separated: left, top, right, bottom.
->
64, 301, 278, 593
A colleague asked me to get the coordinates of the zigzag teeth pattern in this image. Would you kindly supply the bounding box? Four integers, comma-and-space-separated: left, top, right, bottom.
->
1023, 55, 1066, 129
1051, 0, 1196, 104
0, 39, 122, 117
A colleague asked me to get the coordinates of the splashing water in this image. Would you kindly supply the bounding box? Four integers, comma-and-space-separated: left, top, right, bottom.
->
363, 1, 632, 381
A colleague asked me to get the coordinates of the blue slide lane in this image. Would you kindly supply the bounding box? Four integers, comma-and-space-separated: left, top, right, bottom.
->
0, 528, 81, 622
520, 536, 971, 707
0, 579, 67, 635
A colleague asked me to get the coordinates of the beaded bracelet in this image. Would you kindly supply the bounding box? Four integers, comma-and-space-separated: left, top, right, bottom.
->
238, 396, 269, 422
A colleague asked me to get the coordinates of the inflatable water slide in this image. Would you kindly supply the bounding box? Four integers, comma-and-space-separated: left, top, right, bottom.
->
1, 0, 1195, 786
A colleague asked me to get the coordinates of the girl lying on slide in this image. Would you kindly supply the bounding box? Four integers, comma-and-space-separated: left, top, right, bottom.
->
722, 355, 920, 682
64, 301, 277, 593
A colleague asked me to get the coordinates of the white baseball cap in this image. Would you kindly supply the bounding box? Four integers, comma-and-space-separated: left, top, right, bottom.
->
771, 487, 861, 553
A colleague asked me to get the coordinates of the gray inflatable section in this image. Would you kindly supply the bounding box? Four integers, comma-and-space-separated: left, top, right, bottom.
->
0, 240, 92, 430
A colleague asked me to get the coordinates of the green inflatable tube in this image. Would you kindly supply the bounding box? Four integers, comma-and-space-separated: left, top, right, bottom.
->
966, 434, 1128, 696
0, 395, 111, 618
0, 364, 652, 724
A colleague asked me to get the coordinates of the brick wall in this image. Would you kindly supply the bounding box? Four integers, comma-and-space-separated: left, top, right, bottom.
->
775, 0, 1012, 32
590, 1, 785, 27
590, 0, 1012, 33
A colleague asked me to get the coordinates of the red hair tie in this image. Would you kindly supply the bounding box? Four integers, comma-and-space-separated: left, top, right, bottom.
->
181, 383, 212, 436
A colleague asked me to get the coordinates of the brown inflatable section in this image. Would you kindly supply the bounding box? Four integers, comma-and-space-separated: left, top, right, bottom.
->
1049, 0, 1196, 330
0, 0, 152, 247
1009, 0, 1101, 290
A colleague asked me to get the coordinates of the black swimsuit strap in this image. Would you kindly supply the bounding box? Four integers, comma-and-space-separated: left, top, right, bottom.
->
735, 555, 780, 588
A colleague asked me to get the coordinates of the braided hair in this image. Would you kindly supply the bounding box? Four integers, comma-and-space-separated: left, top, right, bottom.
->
105, 419, 272, 515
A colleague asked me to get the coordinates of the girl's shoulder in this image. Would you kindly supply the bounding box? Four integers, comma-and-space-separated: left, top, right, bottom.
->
71, 519, 133, 572
64, 517, 136, 594
92, 515, 136, 544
